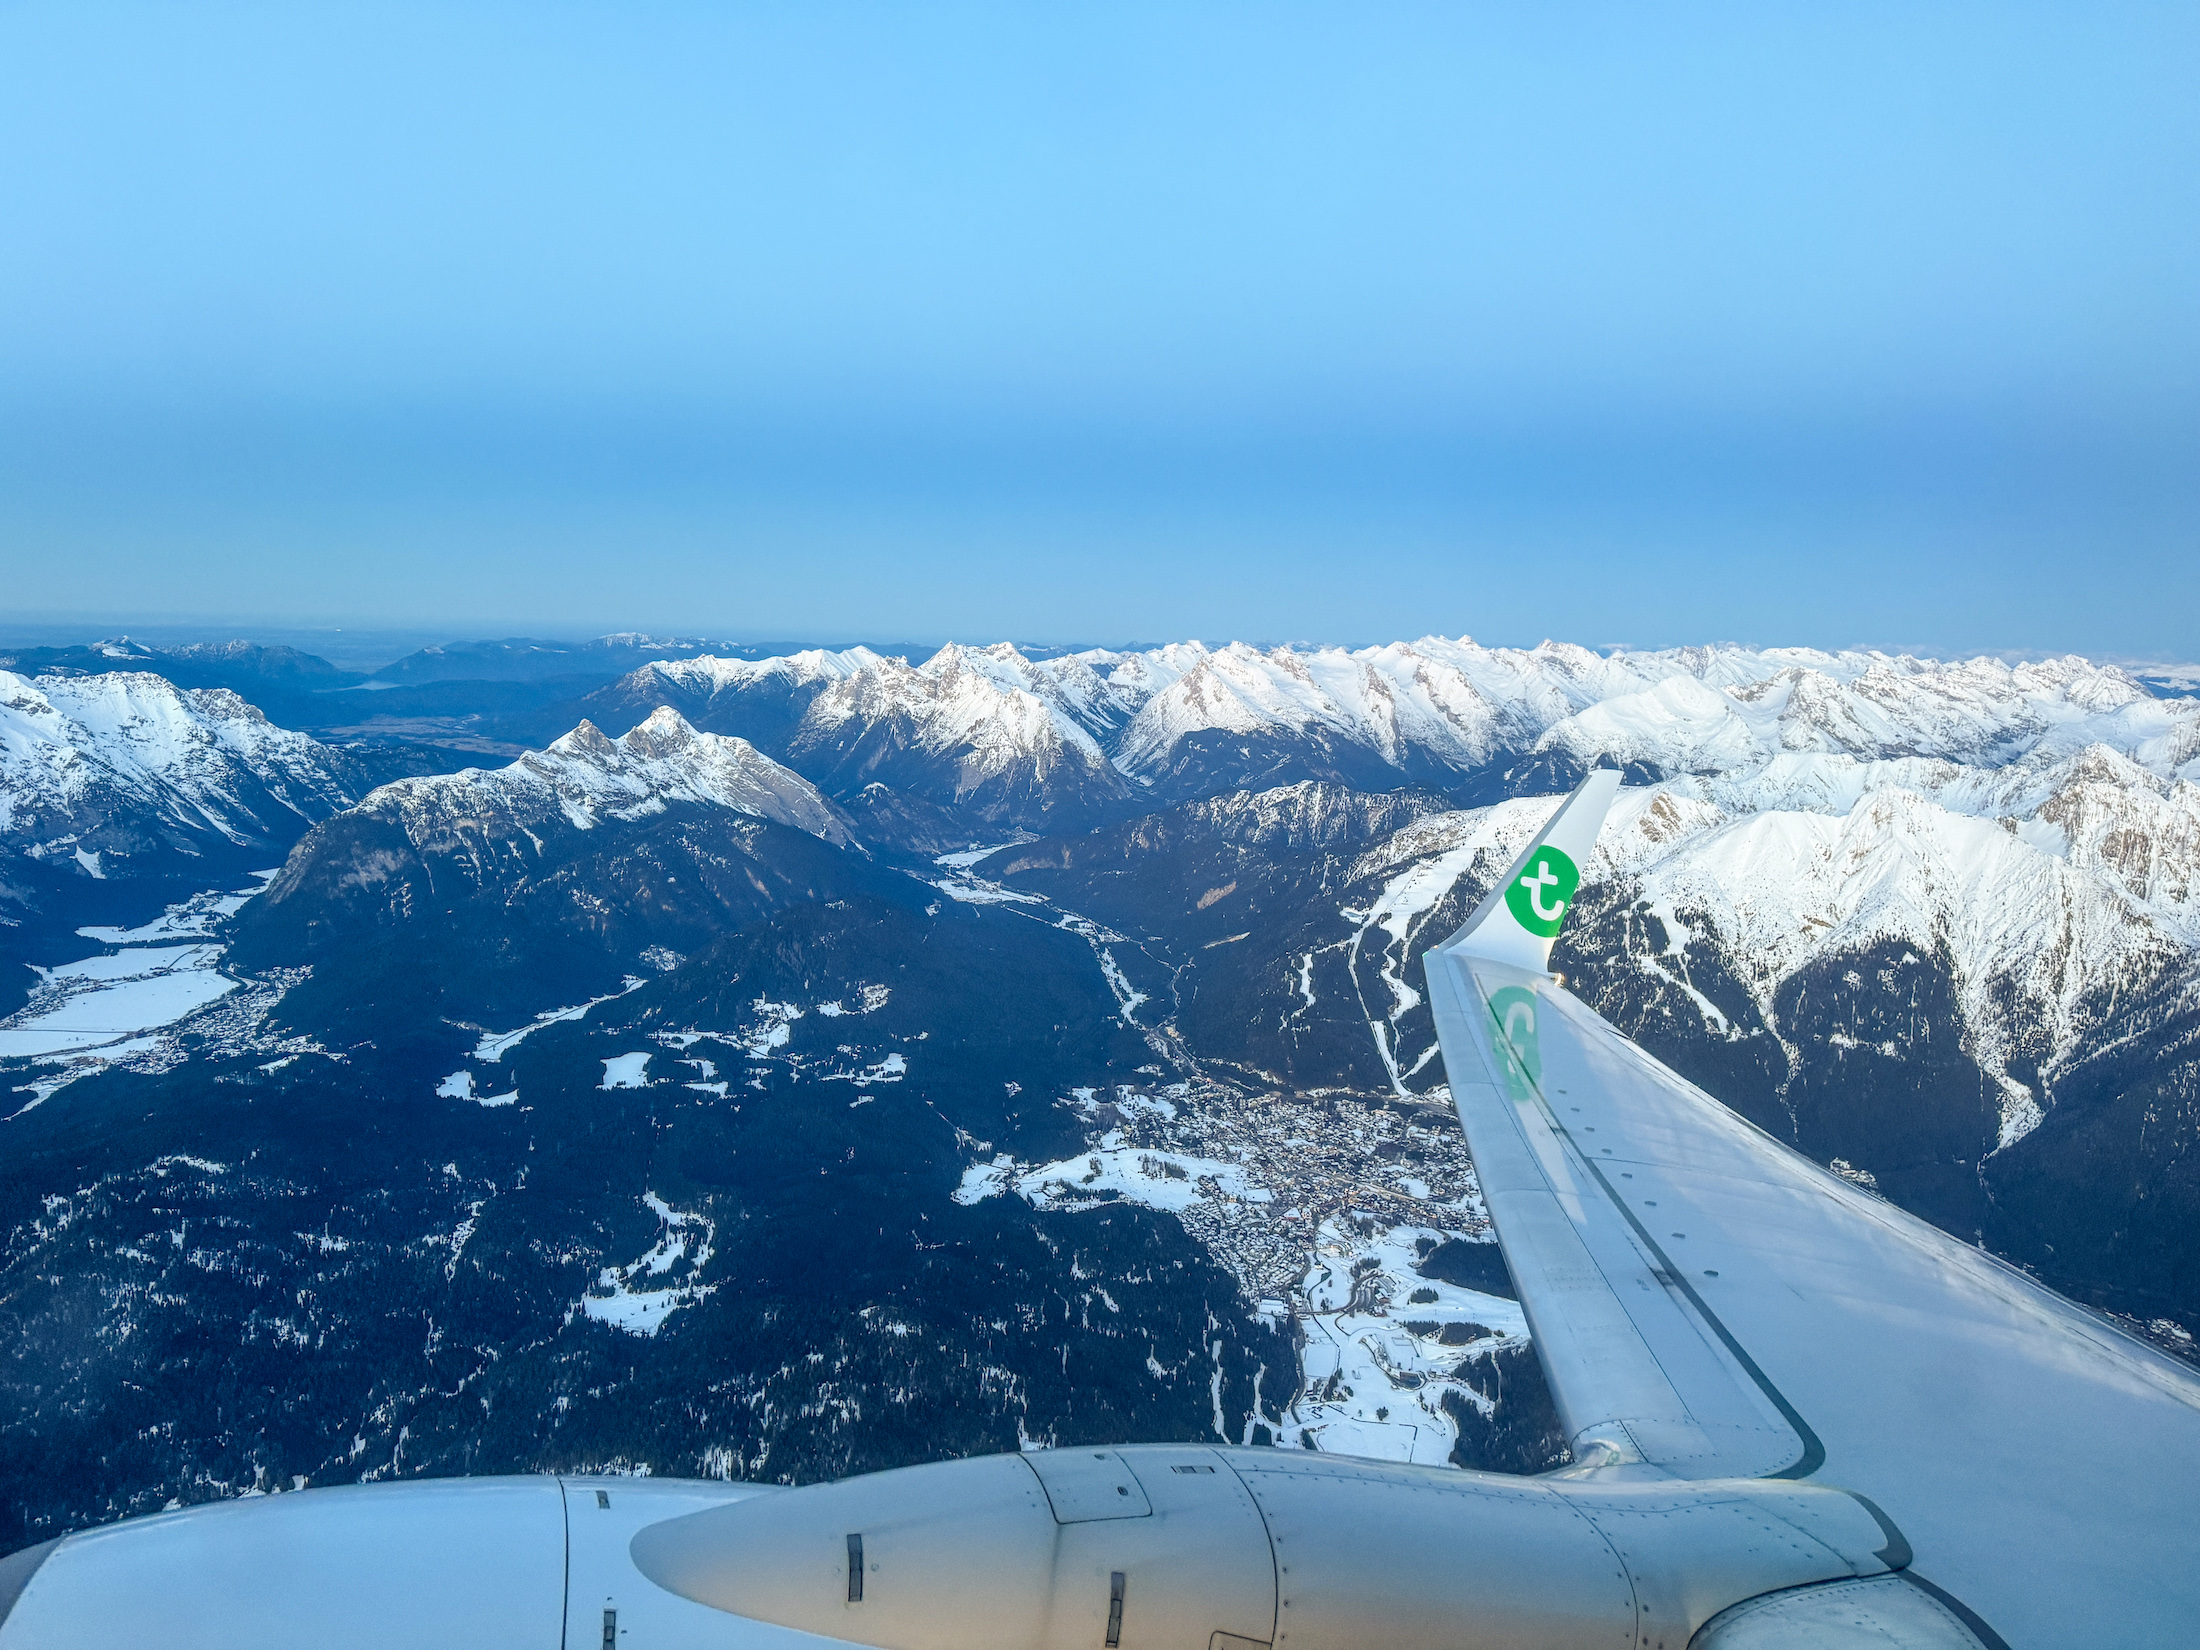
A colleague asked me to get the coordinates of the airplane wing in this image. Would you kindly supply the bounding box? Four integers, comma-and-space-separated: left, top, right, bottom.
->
1426, 769, 2200, 1650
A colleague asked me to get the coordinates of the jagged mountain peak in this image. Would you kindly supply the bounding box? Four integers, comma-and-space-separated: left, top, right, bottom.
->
1528, 651, 2199, 780
917, 641, 1061, 706
1079, 641, 1211, 702
925, 639, 1028, 672
1337, 772, 2188, 1156
641, 646, 884, 695
810, 643, 1111, 768
1533, 675, 1751, 776
2028, 749, 2200, 922
1525, 638, 1618, 676
371, 709, 855, 846
2042, 741, 2168, 797
618, 702, 718, 752
1, 668, 343, 805
1609, 781, 2189, 1139
553, 702, 740, 757
546, 716, 619, 759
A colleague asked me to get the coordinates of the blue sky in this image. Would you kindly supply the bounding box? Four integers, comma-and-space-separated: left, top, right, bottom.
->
2, 2, 2194, 655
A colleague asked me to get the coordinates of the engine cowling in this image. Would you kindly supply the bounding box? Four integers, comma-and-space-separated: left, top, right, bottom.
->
0, 1448, 1989, 1649
631, 1445, 1923, 1650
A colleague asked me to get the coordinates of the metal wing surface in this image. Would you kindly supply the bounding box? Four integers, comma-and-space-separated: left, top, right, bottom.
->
1424, 774, 2200, 1650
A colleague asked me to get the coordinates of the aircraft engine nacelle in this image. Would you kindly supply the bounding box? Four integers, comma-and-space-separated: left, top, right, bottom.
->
632, 1444, 1951, 1650
0, 1446, 1990, 1650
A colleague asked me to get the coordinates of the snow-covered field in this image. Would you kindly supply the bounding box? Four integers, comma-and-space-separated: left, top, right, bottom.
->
932, 868, 1043, 904
1287, 1219, 1526, 1463
0, 956, 238, 1059
435, 1070, 516, 1107
957, 1144, 1271, 1214
933, 843, 1024, 868
0, 879, 278, 1065
0, 874, 300, 1113
76, 888, 257, 945
599, 1052, 652, 1089
471, 976, 646, 1062
580, 1191, 717, 1336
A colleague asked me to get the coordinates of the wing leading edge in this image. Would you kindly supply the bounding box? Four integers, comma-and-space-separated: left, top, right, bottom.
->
1426, 771, 2200, 1650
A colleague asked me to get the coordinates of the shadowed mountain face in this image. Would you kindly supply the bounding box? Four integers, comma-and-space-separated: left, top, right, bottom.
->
4, 636, 2198, 1551
230, 801, 904, 1039
227, 712, 894, 1036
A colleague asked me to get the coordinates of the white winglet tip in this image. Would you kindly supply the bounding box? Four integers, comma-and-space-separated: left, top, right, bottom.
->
1441, 767, 1623, 971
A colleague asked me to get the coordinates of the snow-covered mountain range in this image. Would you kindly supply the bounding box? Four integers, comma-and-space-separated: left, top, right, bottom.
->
584, 639, 2200, 830
0, 669, 376, 899
585, 645, 1126, 829
1337, 755, 2200, 1142
21, 636, 2186, 876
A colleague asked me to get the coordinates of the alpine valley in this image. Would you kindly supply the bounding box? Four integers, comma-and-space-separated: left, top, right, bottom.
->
4, 635, 2198, 1548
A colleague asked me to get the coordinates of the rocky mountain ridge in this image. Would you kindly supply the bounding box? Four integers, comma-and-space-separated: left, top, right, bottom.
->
336, 707, 856, 850
230, 709, 891, 1032
0, 670, 363, 862
1345, 765, 2199, 1138
583, 638, 2200, 832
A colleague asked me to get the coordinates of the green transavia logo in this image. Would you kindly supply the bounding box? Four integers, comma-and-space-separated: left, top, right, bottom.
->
1504, 844, 1580, 938
1486, 985, 1541, 1100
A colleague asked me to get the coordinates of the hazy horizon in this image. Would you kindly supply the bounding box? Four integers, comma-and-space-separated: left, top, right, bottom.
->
3, 614, 2195, 683
4, 3, 2194, 657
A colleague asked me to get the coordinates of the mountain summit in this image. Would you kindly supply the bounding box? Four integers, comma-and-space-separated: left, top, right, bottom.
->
230, 709, 882, 1027
374, 707, 856, 846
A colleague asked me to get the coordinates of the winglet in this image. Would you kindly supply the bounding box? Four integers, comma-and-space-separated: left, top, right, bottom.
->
1438, 767, 1622, 973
